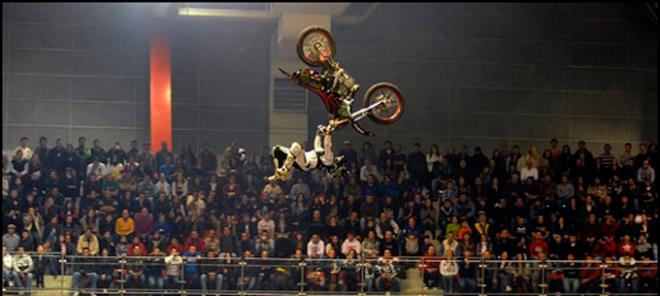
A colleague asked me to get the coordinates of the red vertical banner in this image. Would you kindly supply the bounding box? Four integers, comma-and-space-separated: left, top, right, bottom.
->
149, 20, 172, 154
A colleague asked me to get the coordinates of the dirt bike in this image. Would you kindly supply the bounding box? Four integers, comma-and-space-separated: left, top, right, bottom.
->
279, 26, 405, 137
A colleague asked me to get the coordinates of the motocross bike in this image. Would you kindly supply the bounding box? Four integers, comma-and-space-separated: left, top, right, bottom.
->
279, 26, 405, 137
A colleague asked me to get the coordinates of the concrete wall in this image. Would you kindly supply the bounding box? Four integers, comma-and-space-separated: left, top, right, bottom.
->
3, 3, 656, 157
3, 3, 151, 151
3, 3, 272, 153
309, 3, 657, 155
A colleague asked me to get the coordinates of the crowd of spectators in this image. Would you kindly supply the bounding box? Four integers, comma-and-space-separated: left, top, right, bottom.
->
2, 135, 658, 294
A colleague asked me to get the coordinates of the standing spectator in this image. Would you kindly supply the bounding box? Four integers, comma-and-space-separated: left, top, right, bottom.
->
199, 143, 218, 174
420, 244, 440, 289
32, 244, 48, 288
74, 137, 92, 179
138, 142, 157, 177
182, 245, 202, 289
127, 140, 140, 161
407, 143, 426, 184
49, 138, 68, 173
164, 248, 184, 289
33, 137, 49, 170
91, 139, 107, 163
562, 253, 580, 293
145, 247, 166, 290
338, 140, 358, 171
458, 249, 477, 293
127, 245, 146, 289
440, 249, 458, 293
392, 144, 407, 176
156, 141, 174, 169
200, 250, 224, 293
379, 141, 395, 176
14, 137, 33, 161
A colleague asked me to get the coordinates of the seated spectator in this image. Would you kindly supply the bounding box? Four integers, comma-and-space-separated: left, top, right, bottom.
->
529, 231, 549, 259
134, 207, 155, 238
3, 245, 18, 287
200, 250, 224, 293
76, 228, 99, 256
637, 160, 655, 184
115, 209, 135, 237
618, 254, 640, 292
375, 249, 400, 292
11, 246, 33, 292
579, 255, 601, 293
306, 234, 325, 259
3, 224, 21, 252
71, 247, 98, 294
340, 231, 361, 257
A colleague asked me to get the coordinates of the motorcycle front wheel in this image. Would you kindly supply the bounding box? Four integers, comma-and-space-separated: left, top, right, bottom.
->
363, 82, 405, 125
297, 26, 336, 67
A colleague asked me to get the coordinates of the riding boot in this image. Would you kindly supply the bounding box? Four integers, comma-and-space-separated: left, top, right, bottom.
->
268, 154, 295, 181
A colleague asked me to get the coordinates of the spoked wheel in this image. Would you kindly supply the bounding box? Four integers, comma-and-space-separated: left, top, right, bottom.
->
297, 26, 336, 67
363, 82, 405, 125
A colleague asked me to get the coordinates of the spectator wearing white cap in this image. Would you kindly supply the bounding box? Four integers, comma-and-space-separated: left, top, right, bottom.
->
2, 224, 20, 252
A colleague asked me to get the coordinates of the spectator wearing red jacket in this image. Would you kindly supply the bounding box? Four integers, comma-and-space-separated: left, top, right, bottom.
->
618, 234, 635, 257
578, 255, 601, 293
529, 231, 549, 259
599, 214, 619, 239
184, 230, 206, 254
594, 235, 618, 259
127, 236, 147, 256
166, 237, 186, 255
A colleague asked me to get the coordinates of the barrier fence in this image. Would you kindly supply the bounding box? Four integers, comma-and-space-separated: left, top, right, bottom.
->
2, 252, 657, 295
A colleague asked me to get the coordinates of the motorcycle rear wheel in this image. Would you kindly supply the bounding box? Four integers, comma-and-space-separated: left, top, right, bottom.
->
297, 26, 336, 67
363, 82, 405, 125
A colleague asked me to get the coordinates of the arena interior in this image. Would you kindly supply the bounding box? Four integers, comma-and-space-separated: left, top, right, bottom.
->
2, 2, 659, 296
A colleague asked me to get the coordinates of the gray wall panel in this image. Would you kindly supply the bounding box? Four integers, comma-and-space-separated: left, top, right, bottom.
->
10, 49, 73, 74
72, 77, 135, 101
3, 2, 656, 158
8, 75, 72, 100
71, 102, 135, 127
10, 24, 73, 49
73, 51, 136, 76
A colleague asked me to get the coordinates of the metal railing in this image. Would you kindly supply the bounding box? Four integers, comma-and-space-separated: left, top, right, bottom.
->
2, 252, 658, 295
